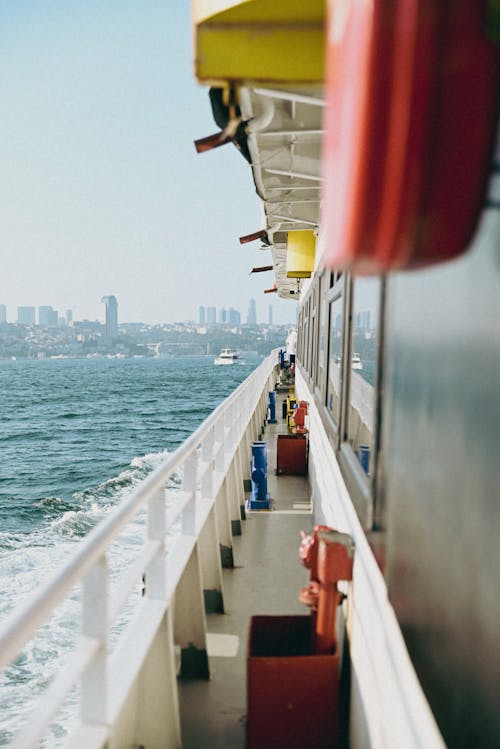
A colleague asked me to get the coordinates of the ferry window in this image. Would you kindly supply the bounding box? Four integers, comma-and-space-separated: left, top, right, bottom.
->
309, 292, 317, 382
303, 299, 310, 374
317, 272, 327, 392
326, 278, 344, 424
345, 277, 381, 476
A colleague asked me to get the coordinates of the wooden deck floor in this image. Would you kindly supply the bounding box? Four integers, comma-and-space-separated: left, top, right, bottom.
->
178, 418, 312, 748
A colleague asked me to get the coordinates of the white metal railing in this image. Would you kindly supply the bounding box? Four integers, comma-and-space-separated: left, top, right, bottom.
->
0, 352, 278, 749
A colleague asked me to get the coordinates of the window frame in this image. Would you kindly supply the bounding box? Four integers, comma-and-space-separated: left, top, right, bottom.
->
337, 275, 386, 527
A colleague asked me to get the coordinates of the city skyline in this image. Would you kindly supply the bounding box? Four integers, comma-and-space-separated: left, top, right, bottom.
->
0, 296, 282, 327
0, 3, 298, 327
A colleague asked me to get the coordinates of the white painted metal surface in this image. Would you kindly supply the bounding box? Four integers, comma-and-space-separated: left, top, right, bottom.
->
0, 353, 278, 749
238, 85, 323, 301
295, 367, 446, 749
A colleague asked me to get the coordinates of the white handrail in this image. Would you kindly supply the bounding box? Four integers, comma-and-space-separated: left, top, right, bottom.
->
0, 350, 278, 747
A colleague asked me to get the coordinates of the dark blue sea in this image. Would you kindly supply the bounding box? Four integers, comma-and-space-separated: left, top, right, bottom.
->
0, 355, 258, 744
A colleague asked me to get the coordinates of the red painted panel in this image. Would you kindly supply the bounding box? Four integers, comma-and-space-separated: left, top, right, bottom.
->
321, 1, 499, 273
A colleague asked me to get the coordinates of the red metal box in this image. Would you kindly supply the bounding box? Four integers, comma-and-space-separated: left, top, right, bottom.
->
247, 615, 339, 749
276, 434, 307, 475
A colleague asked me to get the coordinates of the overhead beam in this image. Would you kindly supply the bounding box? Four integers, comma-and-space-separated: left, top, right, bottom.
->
267, 199, 320, 204
258, 129, 324, 137
271, 214, 318, 226
264, 186, 321, 192
253, 88, 324, 107
264, 168, 323, 181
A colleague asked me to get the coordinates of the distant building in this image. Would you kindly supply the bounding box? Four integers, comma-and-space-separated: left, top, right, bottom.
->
101, 295, 118, 341
247, 298, 257, 325
207, 306, 216, 325
199, 305, 206, 325
219, 307, 227, 324
354, 310, 371, 330
39, 306, 58, 327
0, 304, 6, 323
268, 304, 273, 325
228, 307, 241, 326
66, 309, 73, 325
17, 306, 36, 325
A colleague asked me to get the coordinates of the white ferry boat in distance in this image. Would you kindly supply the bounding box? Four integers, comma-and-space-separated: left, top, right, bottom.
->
213, 347, 239, 365
351, 353, 363, 370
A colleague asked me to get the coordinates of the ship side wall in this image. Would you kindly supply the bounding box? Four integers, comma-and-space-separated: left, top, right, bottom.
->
382, 202, 500, 748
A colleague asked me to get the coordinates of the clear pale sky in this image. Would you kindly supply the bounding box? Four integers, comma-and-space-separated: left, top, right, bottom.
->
0, 1, 297, 325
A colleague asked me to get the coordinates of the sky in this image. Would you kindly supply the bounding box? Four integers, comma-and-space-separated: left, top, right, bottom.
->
0, 1, 297, 325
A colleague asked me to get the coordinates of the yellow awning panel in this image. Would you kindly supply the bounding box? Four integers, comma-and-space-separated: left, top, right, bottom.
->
193, 0, 325, 86
286, 230, 316, 278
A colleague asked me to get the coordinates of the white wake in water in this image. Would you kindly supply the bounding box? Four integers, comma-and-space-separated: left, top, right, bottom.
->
0, 448, 180, 747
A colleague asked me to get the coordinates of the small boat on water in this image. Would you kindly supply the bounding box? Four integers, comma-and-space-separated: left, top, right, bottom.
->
352, 353, 363, 370
214, 348, 239, 365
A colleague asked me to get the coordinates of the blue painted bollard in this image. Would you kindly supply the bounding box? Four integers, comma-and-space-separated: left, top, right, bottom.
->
268, 391, 277, 424
359, 445, 370, 475
248, 441, 271, 510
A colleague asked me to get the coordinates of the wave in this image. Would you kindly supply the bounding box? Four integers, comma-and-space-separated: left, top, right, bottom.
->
70, 447, 170, 506
51, 510, 96, 537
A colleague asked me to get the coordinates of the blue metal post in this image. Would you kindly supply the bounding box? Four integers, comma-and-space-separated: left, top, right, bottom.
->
268, 391, 277, 424
359, 445, 370, 475
248, 441, 271, 510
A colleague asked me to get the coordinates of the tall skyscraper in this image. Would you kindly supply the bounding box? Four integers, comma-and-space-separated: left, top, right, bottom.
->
0, 304, 6, 323
228, 307, 241, 326
268, 304, 273, 325
101, 295, 118, 341
199, 305, 206, 325
39, 306, 58, 326
17, 306, 35, 325
66, 309, 73, 325
247, 298, 257, 325
219, 307, 227, 324
207, 306, 216, 325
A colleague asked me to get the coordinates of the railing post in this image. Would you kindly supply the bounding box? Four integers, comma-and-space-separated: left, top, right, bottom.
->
199, 428, 225, 613
199, 507, 225, 613
174, 544, 209, 680
260, 385, 268, 433
226, 459, 241, 536
251, 408, 259, 442
215, 480, 234, 568
233, 399, 247, 519
239, 437, 251, 488
182, 451, 198, 535
215, 414, 226, 472
81, 555, 108, 728
201, 426, 215, 500
224, 404, 242, 536
235, 442, 246, 520
135, 489, 181, 749
147, 488, 167, 600
133, 608, 181, 748
242, 398, 253, 493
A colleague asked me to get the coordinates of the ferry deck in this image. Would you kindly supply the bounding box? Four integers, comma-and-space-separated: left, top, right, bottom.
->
178, 412, 313, 748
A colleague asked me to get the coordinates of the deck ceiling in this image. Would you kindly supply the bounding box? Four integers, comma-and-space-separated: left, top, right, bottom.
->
239, 86, 324, 300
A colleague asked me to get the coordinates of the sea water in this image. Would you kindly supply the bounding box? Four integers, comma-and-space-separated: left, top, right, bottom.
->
0, 356, 257, 745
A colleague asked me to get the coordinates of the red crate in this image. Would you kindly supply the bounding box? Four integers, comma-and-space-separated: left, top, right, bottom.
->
247, 615, 339, 749
276, 434, 307, 475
